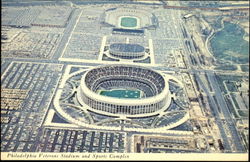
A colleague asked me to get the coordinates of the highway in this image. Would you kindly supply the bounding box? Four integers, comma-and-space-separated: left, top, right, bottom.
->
194, 74, 231, 151
206, 72, 245, 152
193, 71, 245, 152
163, 5, 246, 152
178, 7, 245, 151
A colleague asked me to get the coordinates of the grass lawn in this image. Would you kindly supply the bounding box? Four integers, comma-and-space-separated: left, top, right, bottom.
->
100, 89, 141, 99
121, 17, 137, 28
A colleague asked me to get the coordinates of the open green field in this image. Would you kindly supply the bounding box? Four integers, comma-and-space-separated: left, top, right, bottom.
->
120, 17, 137, 28
100, 89, 141, 99
210, 22, 249, 64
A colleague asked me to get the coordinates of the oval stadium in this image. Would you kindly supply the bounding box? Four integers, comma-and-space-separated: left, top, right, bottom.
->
109, 43, 145, 59
76, 64, 171, 117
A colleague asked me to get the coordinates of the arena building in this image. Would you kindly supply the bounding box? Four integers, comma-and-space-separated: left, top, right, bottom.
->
109, 43, 145, 59
76, 64, 172, 117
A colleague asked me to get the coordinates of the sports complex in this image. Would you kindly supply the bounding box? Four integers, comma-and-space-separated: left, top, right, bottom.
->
52, 6, 189, 132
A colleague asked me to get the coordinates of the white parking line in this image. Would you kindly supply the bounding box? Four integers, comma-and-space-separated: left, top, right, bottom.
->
148, 39, 155, 65
98, 35, 107, 61
126, 37, 129, 44
59, 10, 83, 59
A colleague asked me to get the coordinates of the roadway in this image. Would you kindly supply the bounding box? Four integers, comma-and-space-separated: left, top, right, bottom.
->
178, 6, 245, 151
206, 72, 245, 152
193, 71, 245, 152
194, 73, 231, 151
52, 8, 82, 60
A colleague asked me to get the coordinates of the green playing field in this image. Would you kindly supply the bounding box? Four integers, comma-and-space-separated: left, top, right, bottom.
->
100, 89, 141, 99
120, 17, 137, 28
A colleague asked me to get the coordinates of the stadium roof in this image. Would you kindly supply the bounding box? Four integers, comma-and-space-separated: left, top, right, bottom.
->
113, 28, 144, 34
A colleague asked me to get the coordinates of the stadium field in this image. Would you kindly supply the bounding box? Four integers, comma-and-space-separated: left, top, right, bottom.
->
100, 89, 141, 99
120, 17, 137, 28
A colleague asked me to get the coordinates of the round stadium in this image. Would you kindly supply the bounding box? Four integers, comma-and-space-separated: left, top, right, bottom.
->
76, 64, 171, 117
54, 64, 189, 131
109, 43, 145, 59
